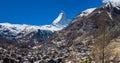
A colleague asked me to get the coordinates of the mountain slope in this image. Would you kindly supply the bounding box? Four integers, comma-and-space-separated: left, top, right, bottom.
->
37, 1, 120, 63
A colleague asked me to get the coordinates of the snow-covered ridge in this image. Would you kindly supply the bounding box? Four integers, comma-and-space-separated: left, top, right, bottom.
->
0, 23, 60, 33
79, 8, 96, 17
103, 0, 120, 8
0, 11, 70, 33
0, 11, 71, 40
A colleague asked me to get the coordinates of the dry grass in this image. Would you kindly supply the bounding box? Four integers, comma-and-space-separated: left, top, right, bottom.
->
113, 47, 120, 56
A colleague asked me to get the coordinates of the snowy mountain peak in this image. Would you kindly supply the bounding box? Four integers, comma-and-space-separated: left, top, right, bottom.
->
52, 11, 71, 27
0, 23, 60, 33
0, 11, 71, 35
103, 0, 120, 8
0, 11, 71, 41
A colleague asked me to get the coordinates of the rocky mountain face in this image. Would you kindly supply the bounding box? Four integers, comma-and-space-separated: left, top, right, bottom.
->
35, 0, 120, 63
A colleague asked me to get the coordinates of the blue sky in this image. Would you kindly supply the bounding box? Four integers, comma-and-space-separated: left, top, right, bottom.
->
0, 0, 102, 25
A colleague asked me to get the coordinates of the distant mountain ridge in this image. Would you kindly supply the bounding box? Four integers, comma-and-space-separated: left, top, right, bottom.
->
0, 11, 71, 43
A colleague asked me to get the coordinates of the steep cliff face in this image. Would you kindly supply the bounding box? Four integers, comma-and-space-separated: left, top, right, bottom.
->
38, 1, 120, 63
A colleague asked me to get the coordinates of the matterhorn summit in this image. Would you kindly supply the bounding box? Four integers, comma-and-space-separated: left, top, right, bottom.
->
52, 10, 71, 27
0, 10, 71, 42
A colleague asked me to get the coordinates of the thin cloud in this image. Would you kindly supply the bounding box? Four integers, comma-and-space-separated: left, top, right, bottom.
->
103, 0, 110, 3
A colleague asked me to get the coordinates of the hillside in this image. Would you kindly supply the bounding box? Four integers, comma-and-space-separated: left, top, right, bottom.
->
38, 0, 120, 63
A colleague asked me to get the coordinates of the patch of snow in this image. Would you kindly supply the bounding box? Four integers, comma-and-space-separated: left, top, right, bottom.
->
107, 12, 113, 20
80, 8, 96, 17
40, 25, 62, 32
98, 11, 101, 14
34, 60, 41, 63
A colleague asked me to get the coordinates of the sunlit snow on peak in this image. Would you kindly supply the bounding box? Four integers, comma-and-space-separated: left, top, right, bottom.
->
103, 0, 120, 7
52, 11, 71, 27
79, 8, 96, 17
